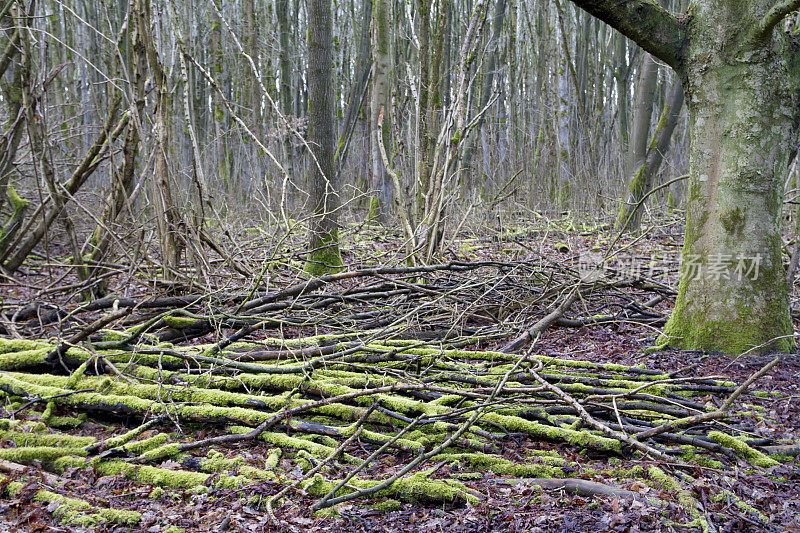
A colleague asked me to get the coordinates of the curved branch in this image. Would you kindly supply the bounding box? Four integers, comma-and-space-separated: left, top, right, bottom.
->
567, 0, 685, 71
753, 0, 800, 42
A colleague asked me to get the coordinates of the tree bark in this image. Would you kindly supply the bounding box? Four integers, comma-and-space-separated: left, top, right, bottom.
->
627, 53, 658, 178
304, 0, 343, 276
277, 0, 295, 189
90, 0, 148, 280
570, 0, 800, 354
369, 0, 393, 224
616, 80, 684, 233
141, 0, 182, 280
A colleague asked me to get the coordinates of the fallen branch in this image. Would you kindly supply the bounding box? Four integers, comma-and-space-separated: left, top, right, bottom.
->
500, 287, 580, 353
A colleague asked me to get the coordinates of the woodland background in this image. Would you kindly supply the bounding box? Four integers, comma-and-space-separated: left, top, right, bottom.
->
0, 1, 797, 532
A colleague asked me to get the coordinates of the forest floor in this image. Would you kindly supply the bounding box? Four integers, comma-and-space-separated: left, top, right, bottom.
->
0, 214, 797, 532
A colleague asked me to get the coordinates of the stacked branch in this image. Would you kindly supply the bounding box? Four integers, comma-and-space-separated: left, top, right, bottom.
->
0, 262, 780, 530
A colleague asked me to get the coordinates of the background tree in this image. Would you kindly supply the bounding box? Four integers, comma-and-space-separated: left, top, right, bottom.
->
6, 0, 798, 362
304, 0, 343, 275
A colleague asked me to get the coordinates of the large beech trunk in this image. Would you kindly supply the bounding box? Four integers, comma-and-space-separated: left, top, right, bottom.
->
660, 13, 797, 353
570, 0, 800, 354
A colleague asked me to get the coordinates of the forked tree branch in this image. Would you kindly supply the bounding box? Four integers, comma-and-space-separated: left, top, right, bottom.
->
567, 0, 685, 71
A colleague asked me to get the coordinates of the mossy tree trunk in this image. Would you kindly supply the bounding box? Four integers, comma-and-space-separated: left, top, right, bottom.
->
304, 0, 343, 276
0, 14, 22, 217
369, 0, 393, 224
277, 0, 295, 198
627, 52, 658, 180
570, 0, 800, 354
0, 10, 25, 256
616, 81, 684, 233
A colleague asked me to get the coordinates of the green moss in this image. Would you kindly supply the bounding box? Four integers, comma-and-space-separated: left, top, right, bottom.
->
0, 446, 86, 464
370, 498, 401, 512
0, 428, 94, 448
659, 288, 794, 355
432, 452, 567, 478
480, 412, 621, 453
647, 466, 707, 530
187, 448, 276, 483
127, 435, 172, 456
451, 472, 482, 480
228, 426, 360, 464
0, 338, 47, 353
679, 449, 724, 469
102, 422, 161, 450
659, 231, 795, 355
351, 427, 423, 453
713, 489, 768, 523
720, 206, 747, 238
104, 460, 247, 489
367, 197, 381, 221
667, 190, 677, 208
1, 476, 141, 527
314, 506, 340, 518
264, 448, 281, 470
708, 431, 779, 467
162, 316, 198, 328
304, 231, 344, 276
390, 471, 475, 503
100, 329, 130, 342
301, 470, 476, 505
0, 347, 51, 370
6, 186, 29, 212
45, 413, 87, 428
295, 449, 317, 472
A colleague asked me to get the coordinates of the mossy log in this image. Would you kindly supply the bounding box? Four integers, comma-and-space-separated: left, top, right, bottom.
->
0, 331, 784, 529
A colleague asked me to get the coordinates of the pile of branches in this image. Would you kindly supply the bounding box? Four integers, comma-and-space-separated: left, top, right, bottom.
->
0, 261, 785, 530
7, 259, 670, 346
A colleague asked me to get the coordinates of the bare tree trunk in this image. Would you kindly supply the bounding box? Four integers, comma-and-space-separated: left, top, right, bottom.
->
627, 53, 658, 178
460, 0, 507, 174
276, 0, 295, 199
369, 0, 393, 224
613, 32, 630, 155
336, 0, 372, 180
616, 80, 684, 232
211, 1, 231, 187
140, 0, 182, 281
304, 0, 343, 276
413, 0, 431, 225
90, 0, 148, 281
